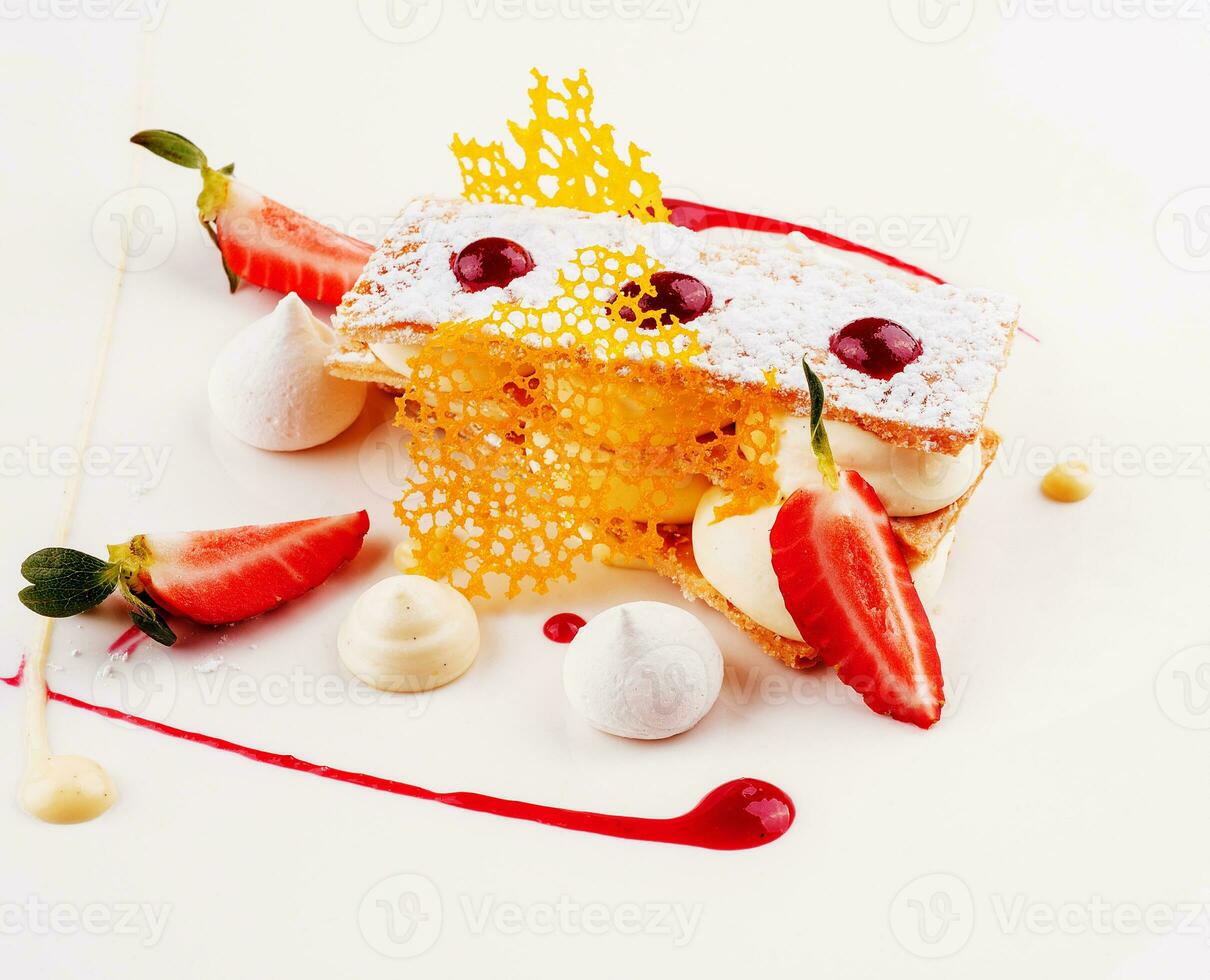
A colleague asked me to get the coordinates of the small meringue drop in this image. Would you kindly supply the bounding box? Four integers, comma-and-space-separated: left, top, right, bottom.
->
563, 602, 723, 740
208, 292, 366, 451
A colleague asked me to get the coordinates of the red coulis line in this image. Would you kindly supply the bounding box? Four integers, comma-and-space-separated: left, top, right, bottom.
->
1, 661, 793, 850
106, 626, 147, 656
666, 197, 1040, 343
664, 198, 946, 284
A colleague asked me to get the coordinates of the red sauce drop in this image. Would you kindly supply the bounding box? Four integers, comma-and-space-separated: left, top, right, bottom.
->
543, 612, 586, 643
1, 662, 794, 851
829, 317, 923, 380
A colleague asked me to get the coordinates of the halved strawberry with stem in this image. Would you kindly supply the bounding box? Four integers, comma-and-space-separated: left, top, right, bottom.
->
130, 130, 374, 305
18, 511, 370, 646
769, 360, 944, 728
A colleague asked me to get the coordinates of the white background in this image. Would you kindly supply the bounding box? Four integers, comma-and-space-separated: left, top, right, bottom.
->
2, 1, 1210, 976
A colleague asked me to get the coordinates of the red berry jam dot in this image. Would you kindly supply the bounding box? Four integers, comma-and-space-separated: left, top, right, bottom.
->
543, 613, 586, 644
452, 237, 535, 293
614, 271, 712, 330
829, 317, 923, 380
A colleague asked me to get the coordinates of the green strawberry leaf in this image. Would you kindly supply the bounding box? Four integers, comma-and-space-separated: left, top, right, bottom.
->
203, 220, 240, 293
118, 580, 177, 647
17, 548, 119, 618
802, 356, 839, 491
21, 547, 111, 583
130, 129, 208, 170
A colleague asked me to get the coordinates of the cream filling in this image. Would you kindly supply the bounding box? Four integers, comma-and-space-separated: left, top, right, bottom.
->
692, 417, 977, 642
369, 341, 421, 378
772, 418, 982, 518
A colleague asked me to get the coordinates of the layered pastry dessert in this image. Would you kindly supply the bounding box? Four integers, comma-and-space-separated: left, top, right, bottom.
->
329, 194, 1016, 671
12, 69, 1023, 844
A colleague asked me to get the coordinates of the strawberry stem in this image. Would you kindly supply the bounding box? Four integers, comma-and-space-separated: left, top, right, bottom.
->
801, 356, 839, 491
18, 540, 176, 646
131, 129, 239, 293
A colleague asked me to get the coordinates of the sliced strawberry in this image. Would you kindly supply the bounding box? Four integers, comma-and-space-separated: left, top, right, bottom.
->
131, 130, 373, 305
118, 511, 370, 625
770, 473, 944, 728
18, 512, 370, 645
214, 180, 374, 306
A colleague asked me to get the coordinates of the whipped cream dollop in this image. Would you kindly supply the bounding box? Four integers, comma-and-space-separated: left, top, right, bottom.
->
562, 602, 723, 740
209, 293, 366, 451
692, 416, 976, 642
338, 575, 479, 692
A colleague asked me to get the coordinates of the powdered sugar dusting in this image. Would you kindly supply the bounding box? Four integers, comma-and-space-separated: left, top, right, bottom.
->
335, 197, 1018, 445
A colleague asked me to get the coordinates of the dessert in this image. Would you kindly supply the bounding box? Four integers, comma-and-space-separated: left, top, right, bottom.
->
338, 575, 480, 692
325, 71, 1017, 724
563, 602, 723, 739
11, 65, 1025, 838
208, 293, 367, 451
